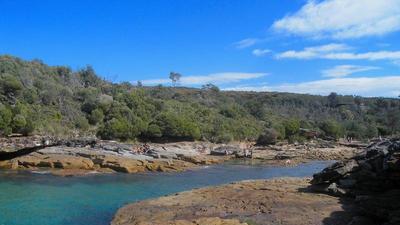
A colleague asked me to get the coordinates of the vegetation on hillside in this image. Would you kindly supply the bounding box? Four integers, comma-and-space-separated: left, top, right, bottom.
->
0, 55, 399, 143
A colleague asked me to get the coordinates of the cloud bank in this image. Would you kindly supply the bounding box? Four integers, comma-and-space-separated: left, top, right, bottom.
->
225, 76, 400, 97
321, 65, 380, 78
276, 44, 400, 61
272, 0, 400, 39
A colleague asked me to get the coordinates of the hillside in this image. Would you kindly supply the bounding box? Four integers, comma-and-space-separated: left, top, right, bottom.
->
0, 55, 399, 143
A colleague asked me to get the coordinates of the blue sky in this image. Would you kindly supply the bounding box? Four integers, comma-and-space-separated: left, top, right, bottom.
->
1, 0, 400, 97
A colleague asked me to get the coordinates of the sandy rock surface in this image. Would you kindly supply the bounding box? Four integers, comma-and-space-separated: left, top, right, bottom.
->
0, 142, 225, 175
112, 178, 355, 225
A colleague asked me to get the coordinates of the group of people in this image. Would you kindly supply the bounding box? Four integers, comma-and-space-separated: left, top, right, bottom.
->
132, 143, 150, 154
243, 142, 254, 158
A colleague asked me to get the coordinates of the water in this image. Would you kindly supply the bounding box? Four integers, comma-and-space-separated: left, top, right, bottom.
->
0, 160, 332, 225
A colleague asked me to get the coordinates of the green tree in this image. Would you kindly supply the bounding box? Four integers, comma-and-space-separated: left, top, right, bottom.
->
327, 92, 338, 107
284, 119, 300, 138
12, 114, 27, 133
0, 104, 12, 135
146, 124, 162, 138
88, 108, 104, 125
320, 120, 342, 139
74, 116, 90, 131
1, 74, 23, 97
169, 72, 182, 87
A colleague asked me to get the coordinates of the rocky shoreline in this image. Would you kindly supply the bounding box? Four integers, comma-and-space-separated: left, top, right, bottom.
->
0, 137, 360, 176
111, 139, 400, 225
311, 138, 400, 225
0, 139, 226, 176
111, 178, 356, 225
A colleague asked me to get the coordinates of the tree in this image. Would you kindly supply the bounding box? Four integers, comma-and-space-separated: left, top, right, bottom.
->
74, 116, 90, 131
169, 72, 182, 87
202, 83, 219, 92
284, 119, 300, 138
327, 92, 339, 108
152, 112, 201, 140
0, 74, 23, 98
320, 120, 342, 139
387, 109, 400, 134
88, 108, 104, 125
0, 104, 12, 135
12, 114, 27, 133
146, 124, 162, 138
78, 65, 102, 88
98, 116, 145, 141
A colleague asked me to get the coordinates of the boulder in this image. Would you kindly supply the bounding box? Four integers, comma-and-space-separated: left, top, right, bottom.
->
311, 138, 400, 224
210, 146, 240, 156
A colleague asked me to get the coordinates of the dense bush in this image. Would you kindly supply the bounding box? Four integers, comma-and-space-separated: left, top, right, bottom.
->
0, 55, 399, 142
320, 120, 343, 139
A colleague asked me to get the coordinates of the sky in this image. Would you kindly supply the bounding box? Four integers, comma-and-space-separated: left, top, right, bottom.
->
1, 0, 400, 97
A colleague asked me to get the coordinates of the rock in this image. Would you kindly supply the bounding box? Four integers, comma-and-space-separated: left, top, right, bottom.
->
312, 159, 359, 184
146, 149, 177, 159
16, 153, 95, 170
210, 146, 240, 156
112, 178, 355, 225
339, 179, 357, 188
311, 138, 400, 225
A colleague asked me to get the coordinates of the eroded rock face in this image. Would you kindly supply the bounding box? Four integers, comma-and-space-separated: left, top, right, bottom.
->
4, 147, 198, 174
311, 139, 400, 225
112, 178, 355, 225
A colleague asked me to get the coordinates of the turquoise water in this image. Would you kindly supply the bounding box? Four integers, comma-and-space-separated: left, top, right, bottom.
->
0, 161, 332, 225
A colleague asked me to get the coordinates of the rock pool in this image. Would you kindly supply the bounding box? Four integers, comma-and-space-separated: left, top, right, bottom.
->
0, 161, 332, 225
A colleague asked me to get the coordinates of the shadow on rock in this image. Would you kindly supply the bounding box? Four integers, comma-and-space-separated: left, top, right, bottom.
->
309, 138, 400, 225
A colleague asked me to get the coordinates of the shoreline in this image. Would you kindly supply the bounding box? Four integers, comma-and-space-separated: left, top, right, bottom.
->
111, 138, 400, 225
0, 138, 361, 176
111, 177, 356, 225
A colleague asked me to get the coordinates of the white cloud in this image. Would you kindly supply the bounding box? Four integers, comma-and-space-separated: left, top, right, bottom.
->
323, 51, 400, 60
276, 43, 350, 59
322, 65, 380, 78
272, 0, 400, 39
141, 72, 267, 86
233, 38, 260, 49
225, 76, 400, 97
277, 44, 400, 61
252, 49, 271, 57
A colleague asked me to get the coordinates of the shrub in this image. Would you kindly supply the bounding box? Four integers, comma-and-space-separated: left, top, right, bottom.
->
320, 120, 342, 139
256, 128, 278, 145
152, 112, 201, 140
0, 104, 12, 135
1, 74, 23, 96
12, 114, 26, 130
284, 119, 300, 138
88, 108, 104, 125
74, 116, 90, 131
146, 124, 162, 138
214, 133, 234, 143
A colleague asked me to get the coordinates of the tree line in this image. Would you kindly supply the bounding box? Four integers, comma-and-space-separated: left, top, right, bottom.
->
1, 55, 399, 144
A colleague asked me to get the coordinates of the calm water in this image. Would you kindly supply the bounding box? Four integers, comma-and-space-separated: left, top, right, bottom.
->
0, 160, 332, 225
